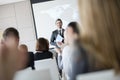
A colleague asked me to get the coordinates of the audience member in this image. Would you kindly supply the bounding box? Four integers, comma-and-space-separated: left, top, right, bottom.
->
18, 44, 28, 70
19, 44, 35, 70
34, 38, 53, 61
56, 22, 88, 80
0, 27, 27, 80
3, 27, 19, 48
78, 0, 120, 79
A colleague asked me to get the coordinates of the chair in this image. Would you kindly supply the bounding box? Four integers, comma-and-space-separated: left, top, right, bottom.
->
35, 58, 60, 80
14, 69, 52, 80
76, 70, 116, 80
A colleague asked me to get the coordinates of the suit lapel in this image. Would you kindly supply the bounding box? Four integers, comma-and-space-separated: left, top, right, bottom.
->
62, 29, 64, 37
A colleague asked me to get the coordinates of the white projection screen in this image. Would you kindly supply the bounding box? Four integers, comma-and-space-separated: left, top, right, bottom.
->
31, 0, 80, 47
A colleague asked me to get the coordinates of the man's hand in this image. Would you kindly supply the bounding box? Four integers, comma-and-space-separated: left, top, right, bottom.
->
57, 42, 63, 48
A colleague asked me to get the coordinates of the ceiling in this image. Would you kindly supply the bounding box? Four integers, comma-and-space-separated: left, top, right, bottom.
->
0, 0, 27, 5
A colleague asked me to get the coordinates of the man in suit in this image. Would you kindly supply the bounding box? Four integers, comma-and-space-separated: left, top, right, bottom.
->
50, 19, 65, 47
50, 19, 64, 76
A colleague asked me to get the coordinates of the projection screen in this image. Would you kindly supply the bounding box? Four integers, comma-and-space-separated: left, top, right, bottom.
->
31, 0, 80, 47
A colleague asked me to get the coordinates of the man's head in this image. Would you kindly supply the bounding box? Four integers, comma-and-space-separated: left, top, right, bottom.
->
19, 44, 28, 54
3, 27, 20, 47
55, 19, 63, 29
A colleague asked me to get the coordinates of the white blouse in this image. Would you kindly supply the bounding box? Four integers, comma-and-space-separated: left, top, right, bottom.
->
61, 45, 74, 80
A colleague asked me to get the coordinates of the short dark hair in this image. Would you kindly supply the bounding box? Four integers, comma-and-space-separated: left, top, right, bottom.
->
3, 27, 19, 39
68, 22, 80, 35
56, 18, 63, 24
36, 38, 49, 51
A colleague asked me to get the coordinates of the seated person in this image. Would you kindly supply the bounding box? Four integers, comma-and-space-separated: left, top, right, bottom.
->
0, 27, 28, 80
34, 38, 53, 61
19, 44, 35, 70
18, 44, 28, 70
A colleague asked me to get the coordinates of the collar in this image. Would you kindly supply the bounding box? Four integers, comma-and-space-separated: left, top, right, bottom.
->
58, 28, 62, 31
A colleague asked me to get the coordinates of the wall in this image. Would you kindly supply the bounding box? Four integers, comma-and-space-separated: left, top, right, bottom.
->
0, 0, 36, 51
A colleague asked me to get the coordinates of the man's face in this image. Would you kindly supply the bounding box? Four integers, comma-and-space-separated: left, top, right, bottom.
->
56, 21, 62, 29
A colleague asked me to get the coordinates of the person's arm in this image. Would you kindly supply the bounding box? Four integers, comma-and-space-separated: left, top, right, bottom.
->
50, 32, 57, 46
71, 47, 88, 80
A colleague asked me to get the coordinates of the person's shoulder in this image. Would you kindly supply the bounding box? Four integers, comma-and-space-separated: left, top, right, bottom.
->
63, 45, 71, 52
28, 52, 34, 54
62, 28, 65, 31
46, 51, 53, 54
34, 52, 41, 56
52, 29, 57, 33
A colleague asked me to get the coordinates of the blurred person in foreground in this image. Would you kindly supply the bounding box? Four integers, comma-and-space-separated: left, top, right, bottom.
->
56, 22, 89, 80
78, 0, 120, 79
19, 44, 35, 70
0, 27, 27, 80
18, 44, 28, 70
34, 38, 53, 61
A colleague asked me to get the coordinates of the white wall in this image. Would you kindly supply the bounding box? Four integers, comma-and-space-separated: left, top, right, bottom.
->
0, 0, 36, 51
0, 0, 26, 5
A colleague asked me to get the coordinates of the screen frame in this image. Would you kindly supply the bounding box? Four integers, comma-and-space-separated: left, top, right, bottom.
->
30, 0, 54, 39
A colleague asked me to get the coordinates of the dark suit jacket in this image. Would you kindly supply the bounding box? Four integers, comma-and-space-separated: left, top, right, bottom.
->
34, 51, 53, 61
50, 29, 65, 47
27, 52, 35, 70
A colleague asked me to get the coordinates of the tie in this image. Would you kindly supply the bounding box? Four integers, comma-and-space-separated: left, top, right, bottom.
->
59, 30, 62, 36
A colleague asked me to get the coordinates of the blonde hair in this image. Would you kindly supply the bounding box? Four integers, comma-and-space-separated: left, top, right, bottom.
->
79, 0, 120, 72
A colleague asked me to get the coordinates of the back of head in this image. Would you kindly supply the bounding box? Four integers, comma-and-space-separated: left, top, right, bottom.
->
65, 22, 80, 44
79, 0, 120, 72
19, 44, 28, 53
3, 27, 19, 40
36, 38, 49, 51
2, 27, 20, 47
68, 22, 80, 36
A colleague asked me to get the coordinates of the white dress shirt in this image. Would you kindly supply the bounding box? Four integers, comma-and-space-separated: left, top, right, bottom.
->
58, 45, 74, 80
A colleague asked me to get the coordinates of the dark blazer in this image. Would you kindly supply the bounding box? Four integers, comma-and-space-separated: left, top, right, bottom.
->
50, 29, 65, 47
27, 52, 35, 70
34, 51, 53, 61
